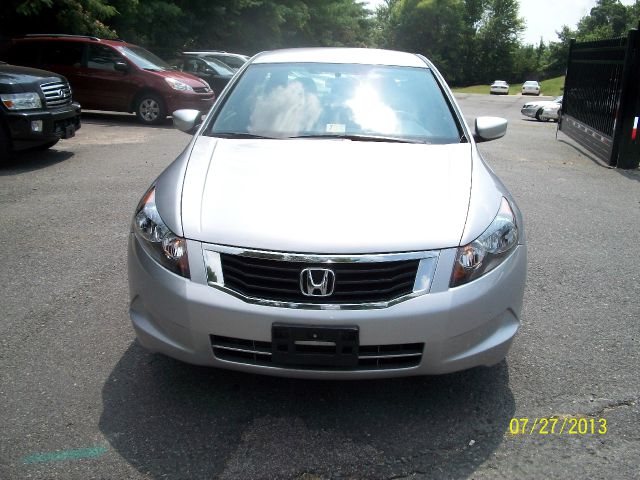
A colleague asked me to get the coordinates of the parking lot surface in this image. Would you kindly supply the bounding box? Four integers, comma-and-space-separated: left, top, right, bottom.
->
1, 95, 639, 479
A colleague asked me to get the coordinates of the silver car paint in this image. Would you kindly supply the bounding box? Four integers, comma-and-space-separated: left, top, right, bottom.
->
128, 235, 526, 378
181, 138, 473, 253
130, 48, 527, 378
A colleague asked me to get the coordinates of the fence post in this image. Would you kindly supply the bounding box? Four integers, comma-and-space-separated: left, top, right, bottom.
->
614, 28, 640, 169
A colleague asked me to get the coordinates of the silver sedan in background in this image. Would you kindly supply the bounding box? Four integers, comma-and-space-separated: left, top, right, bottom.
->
521, 96, 563, 121
128, 48, 527, 379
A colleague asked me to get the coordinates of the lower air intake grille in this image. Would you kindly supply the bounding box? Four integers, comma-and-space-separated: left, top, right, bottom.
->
211, 335, 423, 371
220, 254, 419, 304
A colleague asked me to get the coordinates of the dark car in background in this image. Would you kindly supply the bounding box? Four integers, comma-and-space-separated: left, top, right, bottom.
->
3, 35, 215, 124
0, 61, 80, 162
182, 51, 249, 71
171, 55, 234, 95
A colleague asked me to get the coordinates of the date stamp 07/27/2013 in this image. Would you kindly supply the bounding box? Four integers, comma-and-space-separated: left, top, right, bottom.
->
508, 417, 607, 436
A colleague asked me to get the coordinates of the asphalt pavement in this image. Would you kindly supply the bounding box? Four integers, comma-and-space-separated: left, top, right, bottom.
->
0, 96, 638, 479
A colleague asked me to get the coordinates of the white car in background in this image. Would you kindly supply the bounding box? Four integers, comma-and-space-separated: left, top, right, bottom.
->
521, 96, 563, 121
540, 102, 561, 122
490, 80, 509, 95
521, 81, 541, 95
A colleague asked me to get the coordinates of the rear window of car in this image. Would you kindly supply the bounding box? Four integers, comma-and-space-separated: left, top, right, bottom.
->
7, 42, 41, 66
208, 62, 462, 144
41, 41, 84, 67
524, 81, 539, 86
212, 55, 246, 69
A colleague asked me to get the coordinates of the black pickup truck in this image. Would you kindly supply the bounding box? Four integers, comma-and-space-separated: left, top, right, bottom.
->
0, 61, 81, 162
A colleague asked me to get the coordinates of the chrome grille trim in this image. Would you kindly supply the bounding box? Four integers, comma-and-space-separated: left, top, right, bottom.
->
202, 244, 440, 310
40, 81, 72, 108
211, 335, 423, 370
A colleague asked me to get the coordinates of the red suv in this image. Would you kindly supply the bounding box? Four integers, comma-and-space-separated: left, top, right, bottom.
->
4, 35, 215, 124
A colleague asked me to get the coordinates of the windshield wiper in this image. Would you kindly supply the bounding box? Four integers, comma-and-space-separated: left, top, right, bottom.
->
211, 132, 277, 139
287, 134, 426, 144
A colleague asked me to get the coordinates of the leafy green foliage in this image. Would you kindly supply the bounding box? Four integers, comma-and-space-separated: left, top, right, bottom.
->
2, 0, 118, 38
2, 0, 640, 89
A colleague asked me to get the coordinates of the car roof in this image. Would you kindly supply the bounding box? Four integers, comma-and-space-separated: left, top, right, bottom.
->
252, 48, 427, 68
14, 34, 134, 48
183, 51, 246, 58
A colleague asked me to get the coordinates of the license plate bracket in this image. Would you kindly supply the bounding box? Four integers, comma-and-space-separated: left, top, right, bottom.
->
271, 324, 359, 367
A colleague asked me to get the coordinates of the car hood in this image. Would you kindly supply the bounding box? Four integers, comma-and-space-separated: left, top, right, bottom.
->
149, 69, 208, 88
0, 64, 63, 93
179, 137, 473, 253
523, 100, 556, 108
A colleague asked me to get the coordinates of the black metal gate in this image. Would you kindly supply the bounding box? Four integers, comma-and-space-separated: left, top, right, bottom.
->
560, 28, 640, 169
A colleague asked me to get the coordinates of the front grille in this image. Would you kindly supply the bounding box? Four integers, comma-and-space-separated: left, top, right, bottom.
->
211, 335, 423, 371
220, 254, 419, 304
193, 87, 210, 93
40, 81, 72, 108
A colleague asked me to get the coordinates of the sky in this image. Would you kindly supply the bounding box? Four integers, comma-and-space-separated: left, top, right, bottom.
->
364, 0, 638, 45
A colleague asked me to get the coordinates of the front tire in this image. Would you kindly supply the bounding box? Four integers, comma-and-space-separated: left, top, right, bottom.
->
135, 93, 167, 125
535, 108, 545, 121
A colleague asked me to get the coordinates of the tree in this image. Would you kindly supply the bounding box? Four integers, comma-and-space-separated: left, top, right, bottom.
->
373, 0, 468, 84
0, 0, 118, 39
545, 25, 575, 77
475, 0, 524, 82
576, 0, 631, 40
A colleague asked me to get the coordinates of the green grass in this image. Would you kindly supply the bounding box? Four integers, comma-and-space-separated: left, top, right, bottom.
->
539, 76, 565, 97
453, 76, 565, 97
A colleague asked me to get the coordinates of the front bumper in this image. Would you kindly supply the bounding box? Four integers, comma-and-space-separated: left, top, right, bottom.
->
520, 106, 538, 118
128, 237, 527, 379
4, 102, 81, 150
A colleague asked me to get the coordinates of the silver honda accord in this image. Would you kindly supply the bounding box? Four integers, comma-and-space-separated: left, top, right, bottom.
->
128, 48, 527, 379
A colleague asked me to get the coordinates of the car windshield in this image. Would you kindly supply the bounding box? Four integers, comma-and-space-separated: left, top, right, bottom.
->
208, 62, 461, 144
119, 46, 171, 71
213, 55, 247, 69
203, 58, 235, 76
494, 81, 507, 85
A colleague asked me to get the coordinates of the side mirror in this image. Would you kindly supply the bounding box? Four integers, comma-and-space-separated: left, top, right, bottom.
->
173, 109, 201, 134
114, 61, 129, 73
474, 116, 508, 142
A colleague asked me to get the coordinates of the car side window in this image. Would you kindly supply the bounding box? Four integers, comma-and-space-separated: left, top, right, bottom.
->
184, 58, 200, 73
87, 44, 122, 70
200, 59, 215, 74
8, 42, 42, 66
41, 41, 84, 67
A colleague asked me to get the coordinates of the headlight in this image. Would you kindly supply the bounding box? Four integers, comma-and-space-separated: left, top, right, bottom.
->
450, 197, 518, 287
165, 77, 193, 92
1, 92, 41, 110
134, 186, 190, 278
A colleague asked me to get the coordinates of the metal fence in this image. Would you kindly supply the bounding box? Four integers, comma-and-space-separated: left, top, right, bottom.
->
560, 29, 640, 169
